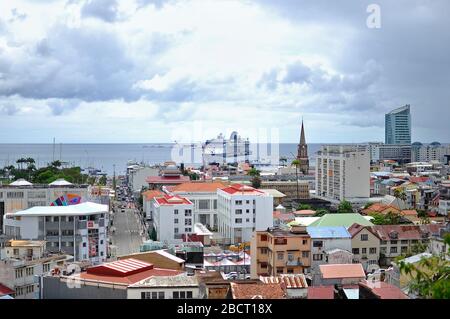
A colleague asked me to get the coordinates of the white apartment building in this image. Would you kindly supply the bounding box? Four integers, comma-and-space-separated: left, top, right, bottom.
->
152, 195, 194, 243
0, 240, 72, 299
315, 145, 370, 203
0, 179, 89, 235
411, 142, 450, 163
166, 182, 226, 230
217, 184, 273, 244
2, 202, 109, 264
127, 165, 160, 194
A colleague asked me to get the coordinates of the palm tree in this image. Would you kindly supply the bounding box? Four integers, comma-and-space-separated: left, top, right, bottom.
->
393, 188, 407, 209
291, 159, 300, 200
248, 167, 260, 177
16, 158, 26, 170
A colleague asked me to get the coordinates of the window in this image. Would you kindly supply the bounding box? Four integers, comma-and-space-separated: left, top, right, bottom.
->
185, 210, 192, 217
174, 228, 179, 234
302, 251, 309, 258
313, 254, 323, 261
199, 200, 210, 210
174, 209, 178, 215
401, 246, 408, 253
174, 218, 179, 224
381, 240, 387, 245
361, 234, 369, 241
352, 248, 360, 255
83, 242, 87, 247
185, 219, 192, 226
246, 200, 250, 204
302, 239, 308, 245
173, 291, 179, 299
369, 248, 377, 254
277, 252, 284, 260
411, 240, 418, 244
380, 247, 387, 254
246, 218, 250, 222
246, 209, 250, 213
391, 240, 398, 245
401, 240, 408, 244
362, 248, 367, 254
213, 200, 217, 209
276, 267, 284, 274
313, 241, 323, 248
235, 218, 242, 224
287, 268, 294, 274
186, 291, 193, 299
43, 263, 51, 273
235, 209, 243, 215
45, 216, 51, 222
15, 268, 24, 279
179, 291, 186, 299
260, 234, 268, 241
390, 247, 398, 254
13, 248, 19, 255
260, 248, 268, 254
235, 200, 242, 205
287, 252, 294, 261
158, 292, 164, 299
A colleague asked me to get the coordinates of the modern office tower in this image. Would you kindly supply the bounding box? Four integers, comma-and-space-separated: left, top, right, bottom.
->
315, 145, 370, 203
385, 105, 411, 145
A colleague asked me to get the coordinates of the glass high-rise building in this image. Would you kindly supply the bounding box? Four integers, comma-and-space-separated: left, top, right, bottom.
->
385, 104, 411, 144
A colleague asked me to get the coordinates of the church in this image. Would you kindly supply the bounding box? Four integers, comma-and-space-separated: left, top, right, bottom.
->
296, 119, 309, 175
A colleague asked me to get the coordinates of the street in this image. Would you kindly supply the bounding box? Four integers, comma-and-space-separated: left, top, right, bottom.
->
110, 204, 145, 256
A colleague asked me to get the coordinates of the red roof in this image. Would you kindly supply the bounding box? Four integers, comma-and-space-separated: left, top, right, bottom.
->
80, 258, 183, 285
319, 264, 365, 279
230, 283, 286, 299
409, 176, 430, 184
154, 195, 192, 206
373, 225, 421, 240
307, 286, 334, 299
220, 183, 265, 195
260, 275, 308, 289
146, 176, 190, 184
142, 190, 164, 201
171, 182, 227, 193
348, 223, 380, 239
0, 283, 15, 296
359, 280, 409, 299
87, 258, 154, 277
293, 210, 316, 216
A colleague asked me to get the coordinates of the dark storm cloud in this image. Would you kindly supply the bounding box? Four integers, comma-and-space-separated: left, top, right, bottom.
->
256, 0, 450, 137
81, 0, 119, 23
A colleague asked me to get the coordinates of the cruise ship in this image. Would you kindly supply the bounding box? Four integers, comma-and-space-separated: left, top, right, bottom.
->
203, 131, 251, 165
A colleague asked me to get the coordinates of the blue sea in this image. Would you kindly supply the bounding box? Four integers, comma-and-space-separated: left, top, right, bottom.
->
0, 143, 326, 176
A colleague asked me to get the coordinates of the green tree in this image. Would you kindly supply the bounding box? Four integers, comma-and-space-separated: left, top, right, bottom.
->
393, 188, 407, 208
149, 227, 158, 241
337, 200, 353, 214
399, 235, 450, 299
251, 176, 262, 189
314, 209, 330, 217
50, 160, 62, 169
98, 175, 107, 186
371, 212, 403, 225
297, 204, 313, 211
248, 167, 260, 177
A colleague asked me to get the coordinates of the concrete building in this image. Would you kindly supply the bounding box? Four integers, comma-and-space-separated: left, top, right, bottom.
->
0, 180, 89, 235
259, 180, 310, 203
347, 224, 381, 271
411, 142, 450, 164
152, 195, 194, 243
315, 145, 370, 203
250, 226, 311, 278
42, 258, 183, 299
142, 189, 164, 221
217, 184, 273, 244
385, 105, 411, 145
167, 182, 226, 230
307, 226, 352, 272
127, 274, 200, 299
127, 165, 160, 194
0, 240, 72, 299
368, 143, 412, 164
2, 202, 109, 264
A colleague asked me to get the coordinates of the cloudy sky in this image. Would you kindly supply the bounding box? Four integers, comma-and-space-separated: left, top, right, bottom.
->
0, 0, 449, 143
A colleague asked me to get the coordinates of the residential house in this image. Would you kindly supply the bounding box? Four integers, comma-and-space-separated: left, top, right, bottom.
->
250, 226, 311, 278
347, 223, 381, 271
127, 274, 200, 299
314, 263, 366, 286
259, 274, 308, 299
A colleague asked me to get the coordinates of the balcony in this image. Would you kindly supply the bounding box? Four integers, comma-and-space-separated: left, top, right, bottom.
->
286, 259, 303, 267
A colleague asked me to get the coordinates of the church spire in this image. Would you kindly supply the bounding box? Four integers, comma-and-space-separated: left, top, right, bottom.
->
300, 118, 306, 145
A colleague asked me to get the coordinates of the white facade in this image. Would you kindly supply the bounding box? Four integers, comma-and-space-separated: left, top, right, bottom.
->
168, 189, 219, 229
315, 145, 370, 203
411, 143, 450, 163
128, 166, 160, 193
2, 202, 108, 264
152, 195, 194, 243
0, 241, 72, 299
438, 200, 450, 216
127, 274, 200, 299
217, 184, 273, 244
